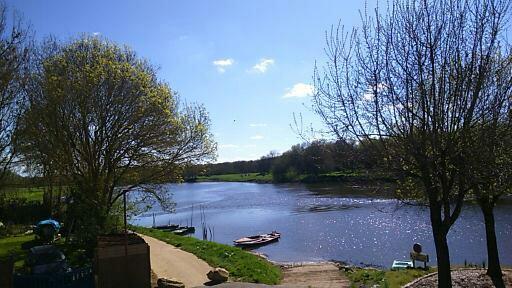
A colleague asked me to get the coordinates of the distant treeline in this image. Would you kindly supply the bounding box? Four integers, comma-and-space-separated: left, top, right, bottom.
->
6, 139, 386, 185
188, 139, 387, 182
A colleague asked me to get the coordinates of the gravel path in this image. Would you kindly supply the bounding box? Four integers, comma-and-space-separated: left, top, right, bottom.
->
139, 234, 213, 287
404, 268, 512, 288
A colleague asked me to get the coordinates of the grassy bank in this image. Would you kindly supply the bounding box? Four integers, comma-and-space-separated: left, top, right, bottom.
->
131, 225, 282, 284
196, 171, 396, 184
345, 267, 435, 288
196, 173, 273, 183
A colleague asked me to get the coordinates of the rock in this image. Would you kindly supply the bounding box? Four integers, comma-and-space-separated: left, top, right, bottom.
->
157, 277, 185, 288
206, 267, 229, 283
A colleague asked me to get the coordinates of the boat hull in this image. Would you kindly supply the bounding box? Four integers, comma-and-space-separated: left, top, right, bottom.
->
234, 232, 281, 247
172, 226, 195, 235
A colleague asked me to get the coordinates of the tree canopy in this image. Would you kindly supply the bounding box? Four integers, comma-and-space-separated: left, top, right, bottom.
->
0, 3, 30, 188
16, 37, 216, 244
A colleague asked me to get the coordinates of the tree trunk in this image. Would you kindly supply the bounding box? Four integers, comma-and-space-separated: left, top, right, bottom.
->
431, 205, 452, 288
481, 203, 504, 288
433, 230, 452, 288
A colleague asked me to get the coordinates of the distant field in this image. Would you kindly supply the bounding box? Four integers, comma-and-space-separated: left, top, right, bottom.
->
2, 187, 45, 202
197, 172, 273, 183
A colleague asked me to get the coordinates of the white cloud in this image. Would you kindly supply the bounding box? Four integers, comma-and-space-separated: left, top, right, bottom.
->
249, 123, 267, 127
219, 144, 239, 149
212, 58, 234, 73
250, 134, 264, 140
363, 83, 388, 102
363, 92, 374, 101
92, 32, 101, 36
251, 58, 274, 73
243, 144, 257, 148
283, 83, 314, 98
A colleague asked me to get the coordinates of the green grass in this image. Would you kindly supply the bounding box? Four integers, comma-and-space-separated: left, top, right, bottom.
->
345, 267, 435, 288
2, 187, 45, 202
0, 234, 35, 267
132, 225, 282, 284
197, 173, 273, 183
0, 233, 90, 270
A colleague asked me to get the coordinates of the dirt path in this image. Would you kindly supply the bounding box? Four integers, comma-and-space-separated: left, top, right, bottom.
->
280, 262, 350, 288
138, 234, 212, 287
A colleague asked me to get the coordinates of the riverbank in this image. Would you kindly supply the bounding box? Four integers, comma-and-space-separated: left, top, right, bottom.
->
131, 226, 282, 285
133, 226, 441, 288
195, 173, 273, 183
194, 171, 396, 184
1, 229, 483, 288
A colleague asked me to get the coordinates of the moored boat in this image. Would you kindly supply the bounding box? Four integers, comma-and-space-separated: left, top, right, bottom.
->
154, 224, 179, 231
233, 231, 281, 247
172, 226, 195, 235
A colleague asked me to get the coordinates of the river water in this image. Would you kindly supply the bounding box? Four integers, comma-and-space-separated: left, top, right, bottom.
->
131, 182, 512, 268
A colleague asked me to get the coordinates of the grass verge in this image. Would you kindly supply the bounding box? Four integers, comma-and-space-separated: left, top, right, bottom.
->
131, 225, 282, 284
345, 267, 435, 288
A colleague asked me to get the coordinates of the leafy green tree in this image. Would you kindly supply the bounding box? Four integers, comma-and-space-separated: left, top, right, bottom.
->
17, 37, 216, 246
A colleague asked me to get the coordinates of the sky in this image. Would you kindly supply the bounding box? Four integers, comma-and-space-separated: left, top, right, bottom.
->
6, 0, 377, 163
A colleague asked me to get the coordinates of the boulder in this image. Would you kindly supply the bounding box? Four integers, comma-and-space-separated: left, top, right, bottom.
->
206, 267, 229, 283
157, 277, 185, 288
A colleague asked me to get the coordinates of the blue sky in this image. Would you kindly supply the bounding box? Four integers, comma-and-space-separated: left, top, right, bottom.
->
7, 0, 376, 162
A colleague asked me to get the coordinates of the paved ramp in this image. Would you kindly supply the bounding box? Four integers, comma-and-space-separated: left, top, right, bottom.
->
139, 234, 212, 287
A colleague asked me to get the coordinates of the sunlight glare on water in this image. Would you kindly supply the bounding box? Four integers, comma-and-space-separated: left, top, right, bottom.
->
131, 182, 512, 267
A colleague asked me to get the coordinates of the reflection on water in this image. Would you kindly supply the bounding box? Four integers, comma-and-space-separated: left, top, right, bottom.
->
131, 182, 512, 267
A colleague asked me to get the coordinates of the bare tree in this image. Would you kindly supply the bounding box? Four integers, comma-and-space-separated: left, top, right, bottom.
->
464, 52, 512, 287
0, 2, 30, 189
17, 37, 216, 245
313, 0, 511, 286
